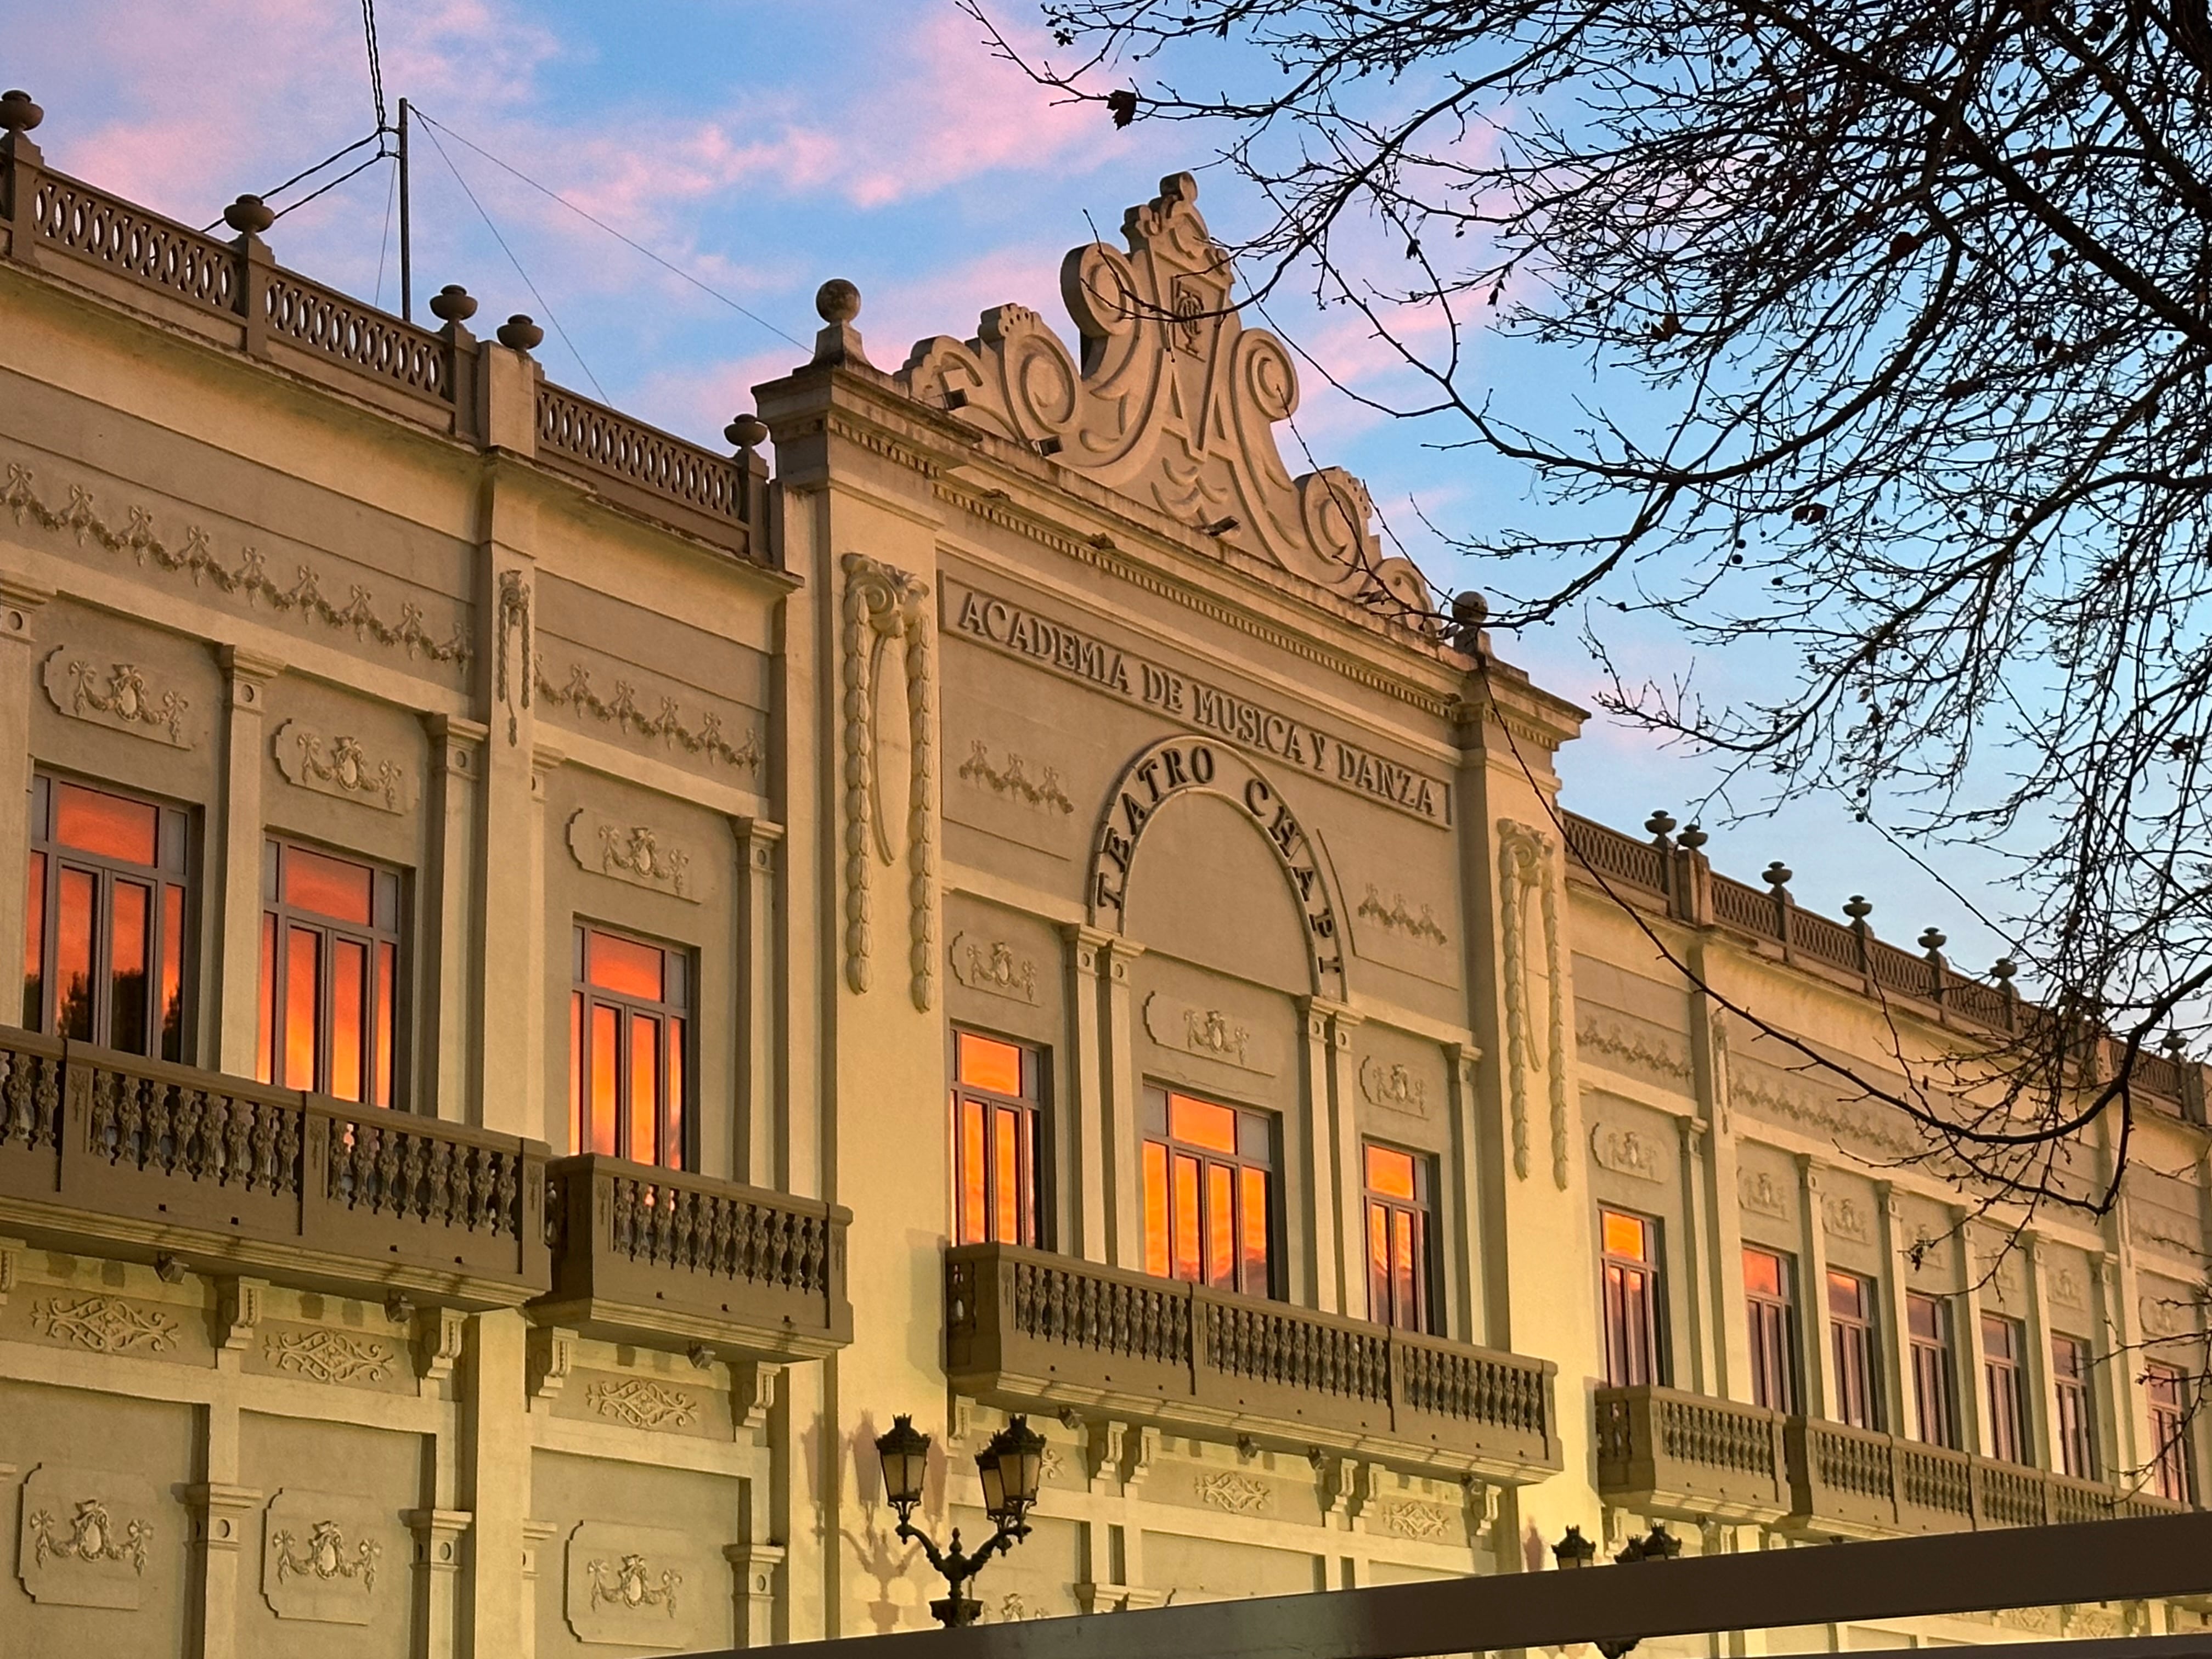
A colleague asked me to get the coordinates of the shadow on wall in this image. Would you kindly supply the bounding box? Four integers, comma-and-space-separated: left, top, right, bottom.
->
838, 1410, 952, 1634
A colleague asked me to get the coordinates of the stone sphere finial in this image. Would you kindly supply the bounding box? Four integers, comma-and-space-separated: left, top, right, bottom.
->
2160, 1029, 2186, 1058
428, 284, 477, 323
1918, 926, 1947, 955
0, 90, 43, 133
1451, 589, 1488, 627
1843, 894, 1873, 921
222, 194, 274, 235
1991, 956, 2017, 983
1677, 822, 1708, 851
1644, 810, 1677, 845
725, 413, 770, 451
816, 279, 861, 325
496, 315, 544, 352
1763, 860, 1792, 890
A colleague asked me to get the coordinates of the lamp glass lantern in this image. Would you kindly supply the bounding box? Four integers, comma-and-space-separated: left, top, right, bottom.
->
981, 1415, 1046, 1531
874, 1414, 930, 1519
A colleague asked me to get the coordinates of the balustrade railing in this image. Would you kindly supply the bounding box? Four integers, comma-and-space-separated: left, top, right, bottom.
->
2, 144, 761, 558
0, 1027, 545, 1307
946, 1242, 1559, 1480
1595, 1385, 1790, 1522
540, 1155, 851, 1359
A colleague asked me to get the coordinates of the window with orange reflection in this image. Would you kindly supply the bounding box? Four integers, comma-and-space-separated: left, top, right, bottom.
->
1362, 1142, 1433, 1331
258, 839, 402, 1105
1141, 1087, 1274, 1299
570, 925, 690, 1169
950, 1028, 1045, 1246
1743, 1246, 1797, 1413
1600, 1206, 1664, 1387
25, 775, 192, 1060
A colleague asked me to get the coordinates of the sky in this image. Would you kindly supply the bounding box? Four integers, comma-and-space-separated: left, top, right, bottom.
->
0, 0, 2018, 974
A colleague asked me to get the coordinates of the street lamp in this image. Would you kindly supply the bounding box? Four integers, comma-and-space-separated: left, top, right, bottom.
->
1552, 1522, 1681, 1657
873, 1413, 1048, 1627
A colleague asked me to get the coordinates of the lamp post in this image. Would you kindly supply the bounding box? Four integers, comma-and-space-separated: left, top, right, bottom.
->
873, 1413, 1047, 1627
1553, 1522, 1681, 1658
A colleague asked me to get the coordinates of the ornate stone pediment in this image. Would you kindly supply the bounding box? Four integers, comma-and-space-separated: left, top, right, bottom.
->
902, 173, 1431, 624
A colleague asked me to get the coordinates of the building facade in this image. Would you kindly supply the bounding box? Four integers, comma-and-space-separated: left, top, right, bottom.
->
0, 97, 2206, 1659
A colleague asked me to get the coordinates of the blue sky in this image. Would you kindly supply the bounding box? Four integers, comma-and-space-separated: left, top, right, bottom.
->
1, 0, 2018, 974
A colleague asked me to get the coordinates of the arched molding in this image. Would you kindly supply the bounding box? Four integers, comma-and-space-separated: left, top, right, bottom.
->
1087, 736, 1346, 1001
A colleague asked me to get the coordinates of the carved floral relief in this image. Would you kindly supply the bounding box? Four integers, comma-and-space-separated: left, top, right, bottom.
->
1738, 1168, 1793, 1221
1590, 1122, 1664, 1184
1142, 991, 1276, 1076
1358, 1054, 1429, 1118
272, 718, 410, 814
262, 1490, 386, 1625
18, 1464, 159, 1609
565, 1522, 708, 1647
949, 931, 1039, 1005
958, 738, 1075, 815
841, 552, 936, 1011
566, 808, 699, 903
1356, 884, 1448, 945
42, 647, 193, 747
32, 1293, 181, 1355
1192, 1470, 1272, 1514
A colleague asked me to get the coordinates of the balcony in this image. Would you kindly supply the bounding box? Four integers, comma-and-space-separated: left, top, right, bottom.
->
0, 1028, 546, 1308
538, 1155, 851, 1362
1788, 1418, 2188, 1537
944, 1242, 1560, 1482
1594, 1386, 1790, 1523
1593, 1388, 2189, 1538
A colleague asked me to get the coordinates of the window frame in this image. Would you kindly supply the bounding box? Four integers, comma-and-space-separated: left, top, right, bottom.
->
24, 772, 194, 1060
950, 1026, 1048, 1249
2051, 1333, 2098, 1481
1743, 1246, 1799, 1414
2145, 1361, 2198, 1505
1908, 1291, 1960, 1449
1361, 1139, 1437, 1334
1141, 1085, 1278, 1301
1827, 1268, 1884, 1431
569, 922, 692, 1169
1600, 1206, 1667, 1389
258, 837, 405, 1108
1980, 1312, 2032, 1465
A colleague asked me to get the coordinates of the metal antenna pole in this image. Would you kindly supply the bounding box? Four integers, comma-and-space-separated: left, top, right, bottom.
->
397, 98, 413, 321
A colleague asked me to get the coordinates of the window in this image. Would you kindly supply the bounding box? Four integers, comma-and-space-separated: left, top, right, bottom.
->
1743, 1248, 1798, 1412
1980, 1314, 2030, 1464
570, 926, 689, 1167
258, 841, 402, 1105
2052, 1334, 2097, 1480
1142, 1088, 1273, 1299
1908, 1292, 1958, 1448
1363, 1143, 1434, 1333
2146, 1363, 2197, 1505
1828, 1271, 1882, 1430
1600, 1209, 1664, 1387
951, 1030, 1044, 1246
24, 776, 190, 1058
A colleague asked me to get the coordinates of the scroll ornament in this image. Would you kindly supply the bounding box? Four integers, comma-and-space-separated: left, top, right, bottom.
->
42, 647, 191, 747
840, 552, 936, 1010
902, 174, 1432, 627
1498, 820, 1571, 1187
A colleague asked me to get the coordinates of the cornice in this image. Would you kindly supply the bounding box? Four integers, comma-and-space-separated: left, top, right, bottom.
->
933, 476, 1460, 722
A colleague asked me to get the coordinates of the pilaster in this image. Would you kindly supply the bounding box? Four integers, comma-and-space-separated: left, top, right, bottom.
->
1307, 998, 1365, 1316
422, 714, 486, 1121
471, 522, 539, 1137
461, 1310, 531, 1657
732, 816, 785, 1184
2021, 1233, 2062, 1472
213, 646, 282, 1074
1796, 1156, 1835, 1420
2098, 1249, 2146, 1475
403, 1508, 472, 1659
1099, 937, 1146, 1272
1294, 998, 1344, 1313
183, 1481, 261, 1659
1063, 924, 1113, 1261
1443, 1041, 1489, 1345
1690, 987, 1751, 1400
1676, 1113, 1715, 1396
724, 1542, 787, 1647
1874, 1185, 1915, 1438
0, 575, 50, 995
1953, 1212, 1990, 1458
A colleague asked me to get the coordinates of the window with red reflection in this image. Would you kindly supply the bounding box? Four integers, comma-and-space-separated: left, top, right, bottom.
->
1600, 1207, 1665, 1387
949, 1030, 1046, 1247
24, 775, 191, 1059
1141, 1087, 1274, 1299
1363, 1142, 1434, 1333
571, 925, 689, 1168
257, 838, 403, 1107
